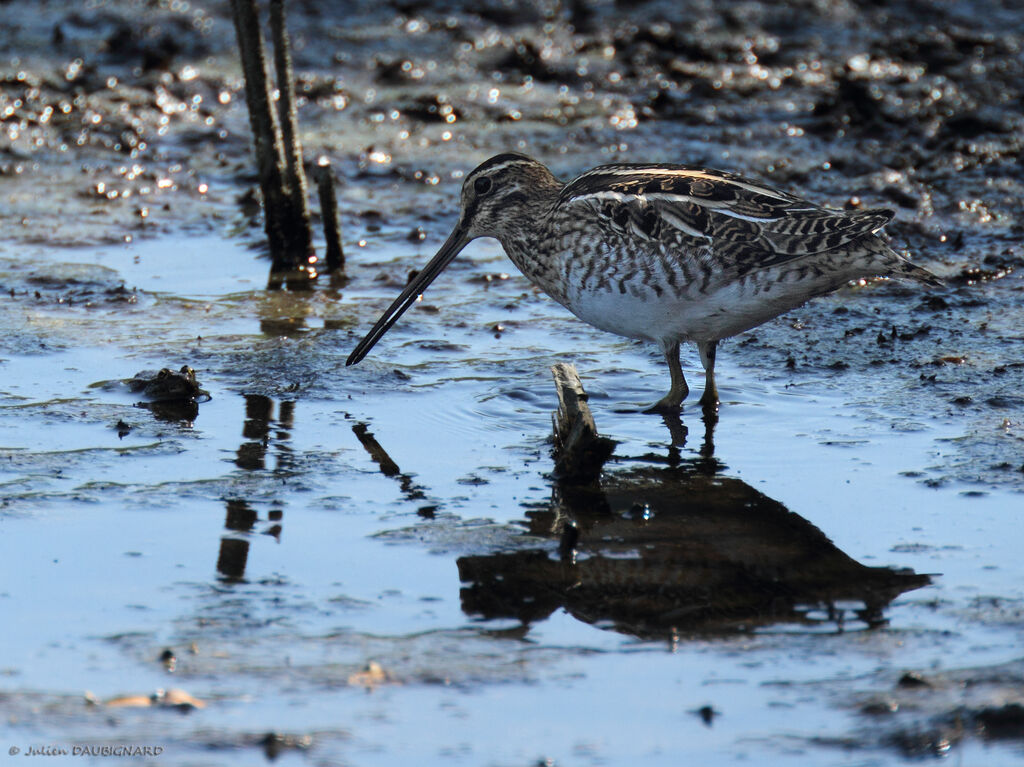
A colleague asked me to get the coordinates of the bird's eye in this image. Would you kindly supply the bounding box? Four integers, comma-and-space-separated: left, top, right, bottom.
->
474, 176, 492, 195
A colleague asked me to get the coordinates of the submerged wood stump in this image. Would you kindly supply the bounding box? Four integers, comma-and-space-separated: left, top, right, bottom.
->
551, 363, 615, 484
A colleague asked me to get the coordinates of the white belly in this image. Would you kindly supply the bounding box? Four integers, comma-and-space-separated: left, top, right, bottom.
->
562, 270, 847, 344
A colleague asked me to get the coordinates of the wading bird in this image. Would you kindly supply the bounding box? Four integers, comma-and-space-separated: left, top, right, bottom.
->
347, 153, 937, 411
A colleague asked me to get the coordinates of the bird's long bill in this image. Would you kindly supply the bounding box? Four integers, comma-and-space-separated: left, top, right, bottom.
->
346, 225, 471, 366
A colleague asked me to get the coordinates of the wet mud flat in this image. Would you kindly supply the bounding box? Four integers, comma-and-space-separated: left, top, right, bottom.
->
1, 0, 1024, 765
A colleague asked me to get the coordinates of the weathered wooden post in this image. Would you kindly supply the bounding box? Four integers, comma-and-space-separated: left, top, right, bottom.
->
315, 158, 345, 274
268, 0, 312, 251
230, 0, 314, 282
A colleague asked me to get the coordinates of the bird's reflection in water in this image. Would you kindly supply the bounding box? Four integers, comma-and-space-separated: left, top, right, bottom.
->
458, 411, 930, 640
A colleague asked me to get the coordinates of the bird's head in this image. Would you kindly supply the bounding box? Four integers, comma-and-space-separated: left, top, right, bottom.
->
454, 153, 558, 241
346, 153, 559, 366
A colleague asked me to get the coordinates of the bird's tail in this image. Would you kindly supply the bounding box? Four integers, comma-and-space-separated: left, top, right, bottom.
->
869, 235, 943, 287
891, 257, 943, 287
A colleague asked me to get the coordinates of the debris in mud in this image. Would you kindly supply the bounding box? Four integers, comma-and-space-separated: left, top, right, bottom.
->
398, 93, 462, 123
128, 365, 209, 403
121, 365, 209, 421
468, 272, 511, 284
87, 688, 205, 710
692, 705, 720, 726
347, 661, 394, 689
897, 671, 933, 689
834, 658, 1024, 760
949, 262, 1014, 285
9, 268, 140, 308
259, 732, 313, 760
159, 648, 176, 672
861, 698, 900, 716
975, 703, 1024, 740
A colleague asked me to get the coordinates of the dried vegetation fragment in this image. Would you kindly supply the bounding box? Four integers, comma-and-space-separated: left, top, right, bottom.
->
87, 687, 206, 710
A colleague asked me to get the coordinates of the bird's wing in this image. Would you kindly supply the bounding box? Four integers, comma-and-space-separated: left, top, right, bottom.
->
558, 164, 893, 274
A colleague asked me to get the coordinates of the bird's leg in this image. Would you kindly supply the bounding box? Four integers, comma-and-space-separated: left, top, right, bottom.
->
697, 340, 719, 410
645, 341, 688, 412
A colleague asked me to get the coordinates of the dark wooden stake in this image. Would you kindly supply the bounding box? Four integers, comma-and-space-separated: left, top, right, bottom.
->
230, 0, 312, 279
315, 159, 345, 273
269, 0, 312, 249
550, 363, 615, 484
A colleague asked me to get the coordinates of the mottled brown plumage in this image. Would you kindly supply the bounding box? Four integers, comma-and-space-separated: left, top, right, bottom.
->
348, 153, 938, 411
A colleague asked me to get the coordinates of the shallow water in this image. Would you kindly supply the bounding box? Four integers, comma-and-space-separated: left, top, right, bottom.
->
2, 225, 1023, 765
3, 0, 1024, 764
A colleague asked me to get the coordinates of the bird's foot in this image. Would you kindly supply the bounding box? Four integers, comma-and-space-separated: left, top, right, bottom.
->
643, 396, 684, 414
698, 393, 719, 414
698, 380, 719, 414
643, 380, 688, 414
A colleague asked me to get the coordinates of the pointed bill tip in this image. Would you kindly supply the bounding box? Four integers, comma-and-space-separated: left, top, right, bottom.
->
344, 225, 472, 367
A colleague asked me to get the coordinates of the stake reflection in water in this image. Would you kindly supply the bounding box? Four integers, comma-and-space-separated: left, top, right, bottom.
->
217, 395, 293, 582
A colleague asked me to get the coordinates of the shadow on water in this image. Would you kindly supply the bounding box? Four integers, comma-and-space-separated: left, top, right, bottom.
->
458, 412, 931, 641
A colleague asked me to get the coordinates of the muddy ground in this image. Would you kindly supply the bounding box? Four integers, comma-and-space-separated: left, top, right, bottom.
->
1, 0, 1023, 765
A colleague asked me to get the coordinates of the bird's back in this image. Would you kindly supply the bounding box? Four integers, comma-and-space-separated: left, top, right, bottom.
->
534, 163, 934, 342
